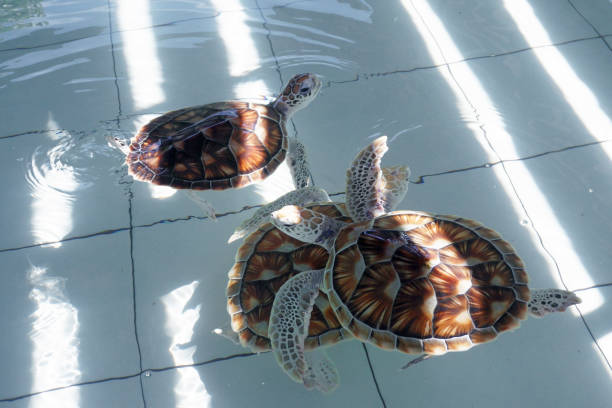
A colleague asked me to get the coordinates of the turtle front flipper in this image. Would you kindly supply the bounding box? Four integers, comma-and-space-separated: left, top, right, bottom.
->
287, 137, 312, 189
270, 205, 346, 249
381, 165, 410, 212
303, 349, 340, 393
227, 187, 330, 243
269, 269, 325, 386
528, 289, 581, 317
345, 136, 389, 222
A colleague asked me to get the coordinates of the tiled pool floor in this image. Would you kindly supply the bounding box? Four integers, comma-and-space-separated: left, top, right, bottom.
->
1, 1, 612, 407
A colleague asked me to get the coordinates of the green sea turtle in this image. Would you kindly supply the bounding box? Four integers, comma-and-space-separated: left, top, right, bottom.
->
125, 73, 321, 217
223, 136, 410, 392
244, 136, 580, 392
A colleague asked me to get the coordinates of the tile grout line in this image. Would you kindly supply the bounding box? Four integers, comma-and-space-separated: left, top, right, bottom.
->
0, 352, 256, 403
106, 1, 147, 406
255, 0, 285, 86
3, 35, 612, 144
362, 343, 388, 408
128, 194, 148, 408
411, 138, 612, 184
0, 193, 341, 253
408, 0, 612, 373
325, 34, 612, 88
0, 130, 610, 254
3, 34, 612, 142
253, 0, 314, 183
573, 282, 612, 293
566, 0, 612, 53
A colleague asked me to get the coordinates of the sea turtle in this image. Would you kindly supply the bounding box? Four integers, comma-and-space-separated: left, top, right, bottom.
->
125, 73, 321, 216
223, 136, 411, 392
261, 136, 581, 392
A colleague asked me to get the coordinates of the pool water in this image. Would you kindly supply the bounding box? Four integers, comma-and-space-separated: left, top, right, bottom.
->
1, 1, 612, 407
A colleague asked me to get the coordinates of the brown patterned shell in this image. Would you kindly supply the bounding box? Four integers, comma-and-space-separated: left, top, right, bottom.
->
227, 202, 354, 352
127, 101, 287, 190
325, 211, 530, 356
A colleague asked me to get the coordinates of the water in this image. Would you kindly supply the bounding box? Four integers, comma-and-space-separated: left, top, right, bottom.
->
1, 1, 612, 407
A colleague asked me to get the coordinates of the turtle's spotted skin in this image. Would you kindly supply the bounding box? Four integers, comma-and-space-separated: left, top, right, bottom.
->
127, 102, 287, 190
326, 211, 529, 355
227, 203, 354, 352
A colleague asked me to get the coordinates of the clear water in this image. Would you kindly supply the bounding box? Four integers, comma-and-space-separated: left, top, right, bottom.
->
1, 0, 612, 407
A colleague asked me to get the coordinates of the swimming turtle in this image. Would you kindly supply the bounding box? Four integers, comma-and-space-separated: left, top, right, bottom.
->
125, 73, 321, 216
262, 136, 581, 392
223, 136, 411, 392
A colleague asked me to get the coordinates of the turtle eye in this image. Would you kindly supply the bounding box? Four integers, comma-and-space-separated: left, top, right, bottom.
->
299, 86, 311, 93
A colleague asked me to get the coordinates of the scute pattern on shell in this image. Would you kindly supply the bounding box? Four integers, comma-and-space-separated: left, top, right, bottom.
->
328, 211, 530, 355
127, 101, 286, 190
227, 203, 353, 352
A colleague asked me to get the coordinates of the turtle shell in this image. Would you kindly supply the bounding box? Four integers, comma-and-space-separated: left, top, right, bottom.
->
227, 202, 354, 352
325, 211, 530, 356
127, 101, 287, 190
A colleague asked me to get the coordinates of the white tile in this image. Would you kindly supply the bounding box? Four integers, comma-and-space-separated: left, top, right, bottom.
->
256, 0, 437, 76
424, 0, 594, 60
460, 39, 612, 159
0, 132, 129, 250
369, 307, 612, 407
0, 0, 109, 45
1, 377, 144, 408
110, 1, 279, 117
132, 217, 249, 370
579, 286, 612, 371
298, 71, 497, 195
141, 341, 381, 407
0, 2, 119, 136
570, 0, 612, 35
504, 144, 612, 289
0, 232, 140, 399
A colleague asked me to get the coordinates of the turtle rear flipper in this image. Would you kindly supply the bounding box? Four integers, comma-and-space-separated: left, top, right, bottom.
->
303, 349, 339, 393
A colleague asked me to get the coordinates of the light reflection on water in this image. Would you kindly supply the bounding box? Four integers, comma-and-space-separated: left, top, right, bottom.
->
27, 138, 79, 247
26, 124, 119, 246
28, 264, 81, 407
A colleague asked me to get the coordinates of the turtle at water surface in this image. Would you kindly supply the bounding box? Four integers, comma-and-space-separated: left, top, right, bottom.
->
126, 73, 321, 192
234, 136, 580, 392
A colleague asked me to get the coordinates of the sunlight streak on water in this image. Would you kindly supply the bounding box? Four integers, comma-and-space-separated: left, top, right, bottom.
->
161, 281, 211, 407
595, 331, 612, 380
149, 184, 178, 199
400, 0, 603, 314
211, 0, 260, 77
254, 159, 296, 203
503, 0, 612, 160
233, 79, 272, 100
116, 0, 165, 109
210, 0, 293, 202
27, 117, 78, 247
28, 265, 80, 407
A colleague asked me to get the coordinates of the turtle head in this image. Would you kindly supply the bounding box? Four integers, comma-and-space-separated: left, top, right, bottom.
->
273, 73, 322, 117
